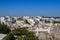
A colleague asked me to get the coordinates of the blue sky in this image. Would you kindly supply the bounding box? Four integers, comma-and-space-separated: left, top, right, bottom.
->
0, 0, 60, 17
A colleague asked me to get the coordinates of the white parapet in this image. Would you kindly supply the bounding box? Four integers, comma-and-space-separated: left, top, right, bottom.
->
35, 27, 51, 36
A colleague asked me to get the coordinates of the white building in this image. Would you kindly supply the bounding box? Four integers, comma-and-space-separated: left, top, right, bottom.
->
16, 20, 25, 26
0, 17, 5, 23
35, 27, 51, 36
27, 19, 35, 26
5, 16, 11, 21
23, 16, 29, 20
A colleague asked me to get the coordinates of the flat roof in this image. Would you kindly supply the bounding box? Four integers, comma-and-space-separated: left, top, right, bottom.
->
0, 34, 6, 40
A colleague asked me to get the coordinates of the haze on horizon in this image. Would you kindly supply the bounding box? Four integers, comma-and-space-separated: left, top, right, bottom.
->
0, 0, 60, 17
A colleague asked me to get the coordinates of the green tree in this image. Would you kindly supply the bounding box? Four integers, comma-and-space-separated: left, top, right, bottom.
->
13, 27, 38, 40
45, 20, 50, 23
17, 36, 23, 40
0, 23, 11, 34
2, 27, 38, 40
2, 33, 15, 40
